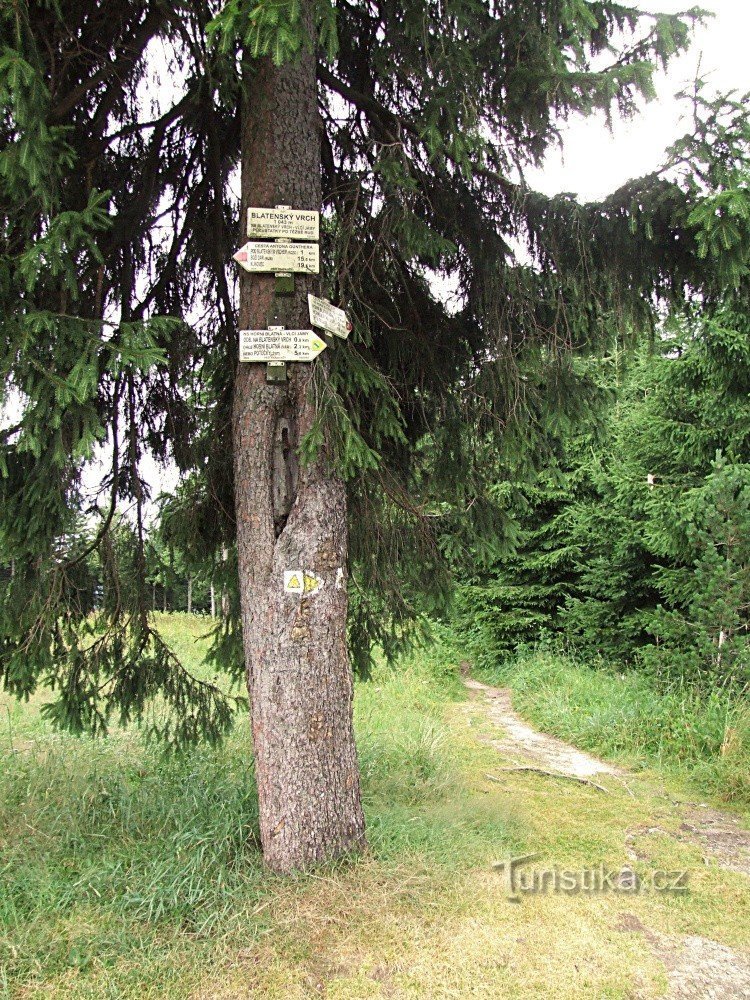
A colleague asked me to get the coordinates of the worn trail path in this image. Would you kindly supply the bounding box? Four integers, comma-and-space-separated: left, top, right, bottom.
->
464, 678, 622, 780
464, 677, 750, 999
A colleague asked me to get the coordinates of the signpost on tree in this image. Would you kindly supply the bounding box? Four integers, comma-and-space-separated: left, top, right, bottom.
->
233, 241, 319, 275
246, 207, 320, 241
9, 0, 747, 886
239, 327, 327, 363
232, 0, 366, 873
308, 294, 351, 340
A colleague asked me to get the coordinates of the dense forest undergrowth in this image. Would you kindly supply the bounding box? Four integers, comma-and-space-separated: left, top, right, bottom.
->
452, 307, 750, 691
448, 308, 750, 811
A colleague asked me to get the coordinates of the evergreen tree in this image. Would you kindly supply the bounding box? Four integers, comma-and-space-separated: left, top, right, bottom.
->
451, 354, 612, 665
619, 307, 750, 683
3, 0, 750, 867
641, 455, 750, 686
460, 305, 750, 685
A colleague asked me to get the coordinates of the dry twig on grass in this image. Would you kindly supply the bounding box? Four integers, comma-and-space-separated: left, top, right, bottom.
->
485, 769, 609, 794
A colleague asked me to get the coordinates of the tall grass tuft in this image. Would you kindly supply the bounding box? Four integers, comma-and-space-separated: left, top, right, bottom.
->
0, 728, 263, 982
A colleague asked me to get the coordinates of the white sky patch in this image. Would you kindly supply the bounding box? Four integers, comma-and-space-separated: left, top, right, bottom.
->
532, 0, 750, 201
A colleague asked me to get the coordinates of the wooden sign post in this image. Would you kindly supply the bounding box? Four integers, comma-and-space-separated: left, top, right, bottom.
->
239, 327, 327, 363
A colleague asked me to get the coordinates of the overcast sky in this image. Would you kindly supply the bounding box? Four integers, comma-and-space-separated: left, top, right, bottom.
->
533, 0, 750, 200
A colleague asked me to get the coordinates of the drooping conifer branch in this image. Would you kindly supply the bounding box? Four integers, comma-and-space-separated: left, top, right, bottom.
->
2, 0, 749, 737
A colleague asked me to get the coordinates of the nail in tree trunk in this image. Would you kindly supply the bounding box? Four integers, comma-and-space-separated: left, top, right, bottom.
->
233, 6, 366, 872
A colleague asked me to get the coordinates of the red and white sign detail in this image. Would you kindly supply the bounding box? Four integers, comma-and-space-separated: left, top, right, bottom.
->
233, 241, 319, 274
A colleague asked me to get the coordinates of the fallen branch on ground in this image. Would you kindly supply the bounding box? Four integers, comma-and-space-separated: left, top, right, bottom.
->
485, 769, 609, 793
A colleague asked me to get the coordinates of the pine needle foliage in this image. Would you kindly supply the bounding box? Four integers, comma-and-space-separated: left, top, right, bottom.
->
2, 0, 750, 739
455, 304, 750, 689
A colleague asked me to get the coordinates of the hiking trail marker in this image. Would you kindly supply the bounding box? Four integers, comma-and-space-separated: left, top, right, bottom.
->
239, 326, 327, 363
284, 570, 324, 596
308, 294, 352, 340
233, 241, 319, 275
247, 207, 319, 241
284, 571, 303, 595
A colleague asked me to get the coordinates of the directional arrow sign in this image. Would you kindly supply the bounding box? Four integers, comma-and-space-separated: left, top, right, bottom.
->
239, 328, 327, 363
247, 207, 319, 241
308, 293, 351, 339
233, 241, 319, 274
302, 571, 323, 595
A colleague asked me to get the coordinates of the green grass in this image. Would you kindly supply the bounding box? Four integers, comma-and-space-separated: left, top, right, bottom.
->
0, 620, 520, 997
0, 615, 263, 994
1, 617, 749, 998
475, 649, 750, 805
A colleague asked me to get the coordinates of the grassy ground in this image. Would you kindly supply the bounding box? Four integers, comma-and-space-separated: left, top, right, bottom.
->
1, 616, 748, 998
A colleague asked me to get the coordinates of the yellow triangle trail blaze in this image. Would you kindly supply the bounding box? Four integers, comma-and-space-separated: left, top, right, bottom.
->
284, 570, 304, 594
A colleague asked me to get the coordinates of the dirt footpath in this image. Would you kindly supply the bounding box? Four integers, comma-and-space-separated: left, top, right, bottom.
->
465, 678, 750, 1000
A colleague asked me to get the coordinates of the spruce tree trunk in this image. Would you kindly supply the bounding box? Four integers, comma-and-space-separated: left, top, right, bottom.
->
221, 546, 229, 618
233, 9, 366, 872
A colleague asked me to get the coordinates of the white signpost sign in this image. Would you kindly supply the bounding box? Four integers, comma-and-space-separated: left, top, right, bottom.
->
233, 241, 319, 274
247, 207, 319, 241
239, 328, 327, 363
307, 293, 351, 339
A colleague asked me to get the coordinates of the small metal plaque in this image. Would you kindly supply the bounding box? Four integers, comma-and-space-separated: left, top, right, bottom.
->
266, 361, 288, 383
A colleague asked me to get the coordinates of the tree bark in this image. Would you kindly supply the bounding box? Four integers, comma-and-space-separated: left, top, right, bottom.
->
233, 8, 366, 872
221, 546, 229, 618
187, 575, 193, 615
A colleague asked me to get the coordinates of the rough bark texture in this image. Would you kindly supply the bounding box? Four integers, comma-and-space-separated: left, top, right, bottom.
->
233, 15, 366, 872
